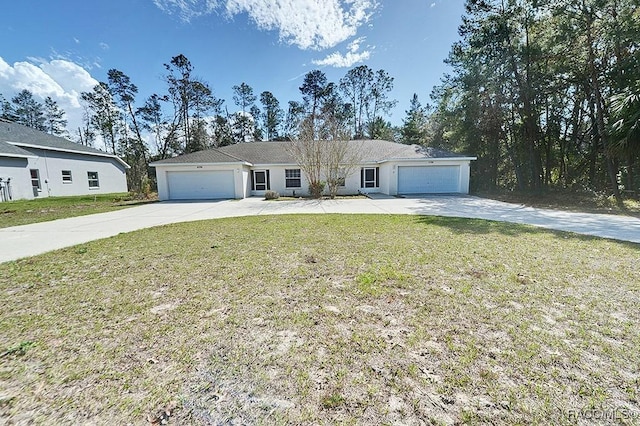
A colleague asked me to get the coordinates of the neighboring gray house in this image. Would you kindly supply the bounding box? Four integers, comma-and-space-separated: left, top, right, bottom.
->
151, 140, 475, 201
0, 119, 129, 202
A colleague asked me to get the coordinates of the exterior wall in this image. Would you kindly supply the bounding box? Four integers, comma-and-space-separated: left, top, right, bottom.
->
24, 148, 128, 198
386, 159, 473, 195
459, 161, 471, 194
0, 157, 32, 201
241, 167, 251, 198
154, 159, 473, 200
340, 168, 366, 196
250, 165, 367, 197
154, 163, 246, 201
1, 150, 128, 201
379, 164, 393, 195
253, 165, 309, 197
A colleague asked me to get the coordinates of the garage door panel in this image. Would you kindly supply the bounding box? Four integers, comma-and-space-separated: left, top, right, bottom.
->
398, 166, 460, 194
167, 170, 235, 200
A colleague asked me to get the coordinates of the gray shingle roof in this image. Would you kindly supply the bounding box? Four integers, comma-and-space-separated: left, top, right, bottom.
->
221, 140, 471, 163
219, 141, 296, 164
0, 119, 128, 167
0, 140, 34, 158
150, 148, 247, 165
150, 140, 472, 166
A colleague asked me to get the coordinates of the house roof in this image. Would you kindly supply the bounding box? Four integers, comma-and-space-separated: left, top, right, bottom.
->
151, 140, 473, 166
150, 147, 249, 165
0, 119, 129, 167
0, 140, 34, 158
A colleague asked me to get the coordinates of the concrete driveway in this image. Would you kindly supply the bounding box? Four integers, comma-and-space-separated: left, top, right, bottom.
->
1, 195, 639, 263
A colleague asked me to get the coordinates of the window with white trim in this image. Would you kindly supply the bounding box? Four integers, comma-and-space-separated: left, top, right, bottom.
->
87, 171, 100, 188
62, 170, 72, 183
30, 169, 41, 191
285, 169, 301, 188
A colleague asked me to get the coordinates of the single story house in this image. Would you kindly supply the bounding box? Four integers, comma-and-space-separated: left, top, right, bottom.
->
0, 119, 129, 202
151, 140, 475, 201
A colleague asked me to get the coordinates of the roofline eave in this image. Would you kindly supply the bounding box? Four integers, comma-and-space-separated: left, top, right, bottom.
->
150, 161, 252, 167
0, 153, 37, 159
380, 156, 478, 163
7, 141, 130, 168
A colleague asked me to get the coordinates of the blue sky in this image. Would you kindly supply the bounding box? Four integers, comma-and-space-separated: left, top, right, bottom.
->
0, 0, 465, 139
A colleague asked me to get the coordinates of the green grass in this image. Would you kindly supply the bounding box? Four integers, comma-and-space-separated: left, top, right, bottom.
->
0, 193, 156, 228
1, 214, 639, 424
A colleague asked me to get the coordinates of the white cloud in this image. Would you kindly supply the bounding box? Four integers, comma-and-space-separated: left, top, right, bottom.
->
312, 36, 371, 67
347, 36, 365, 53
0, 56, 99, 140
99, 42, 110, 50
154, 0, 378, 50
312, 49, 370, 67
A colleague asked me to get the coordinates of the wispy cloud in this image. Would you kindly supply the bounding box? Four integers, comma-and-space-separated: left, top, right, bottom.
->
312, 36, 371, 68
153, 0, 378, 51
99, 42, 110, 50
153, 0, 220, 21
312, 49, 370, 67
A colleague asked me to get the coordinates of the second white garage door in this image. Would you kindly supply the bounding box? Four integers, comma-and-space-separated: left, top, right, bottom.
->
167, 170, 235, 200
397, 166, 460, 194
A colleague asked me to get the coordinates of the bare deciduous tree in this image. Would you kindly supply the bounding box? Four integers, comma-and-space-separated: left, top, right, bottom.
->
287, 115, 362, 199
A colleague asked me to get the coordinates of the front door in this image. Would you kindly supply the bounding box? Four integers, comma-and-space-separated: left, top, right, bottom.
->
363, 167, 377, 188
253, 170, 268, 191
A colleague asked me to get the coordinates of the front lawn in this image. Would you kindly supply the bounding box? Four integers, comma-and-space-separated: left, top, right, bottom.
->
0, 193, 156, 229
1, 215, 639, 424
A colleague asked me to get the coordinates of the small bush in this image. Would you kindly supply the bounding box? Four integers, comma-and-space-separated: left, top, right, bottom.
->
264, 190, 280, 200
309, 181, 325, 199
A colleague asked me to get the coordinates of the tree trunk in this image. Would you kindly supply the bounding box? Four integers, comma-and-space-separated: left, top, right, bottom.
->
585, 7, 621, 202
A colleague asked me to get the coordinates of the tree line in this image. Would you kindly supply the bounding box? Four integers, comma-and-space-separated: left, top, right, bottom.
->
2, 57, 435, 193
1, 91, 68, 136
427, 0, 639, 199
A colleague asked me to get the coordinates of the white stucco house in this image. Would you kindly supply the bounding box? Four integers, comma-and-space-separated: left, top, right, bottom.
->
151, 140, 475, 201
0, 119, 129, 202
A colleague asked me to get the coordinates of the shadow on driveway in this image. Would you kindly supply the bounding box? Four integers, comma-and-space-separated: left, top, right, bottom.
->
406, 196, 640, 244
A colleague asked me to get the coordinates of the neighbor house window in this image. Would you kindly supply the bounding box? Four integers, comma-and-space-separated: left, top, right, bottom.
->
87, 171, 100, 188
285, 169, 301, 188
62, 170, 72, 183
30, 169, 41, 191
361, 167, 379, 188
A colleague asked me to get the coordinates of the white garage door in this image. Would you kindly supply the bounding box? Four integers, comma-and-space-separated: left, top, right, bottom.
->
397, 166, 460, 194
167, 170, 235, 200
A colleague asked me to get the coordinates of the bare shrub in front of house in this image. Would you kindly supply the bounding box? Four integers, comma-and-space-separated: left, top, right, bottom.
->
264, 190, 280, 200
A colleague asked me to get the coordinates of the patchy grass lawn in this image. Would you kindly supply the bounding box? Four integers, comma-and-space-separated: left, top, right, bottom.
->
1, 215, 639, 424
0, 193, 157, 229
